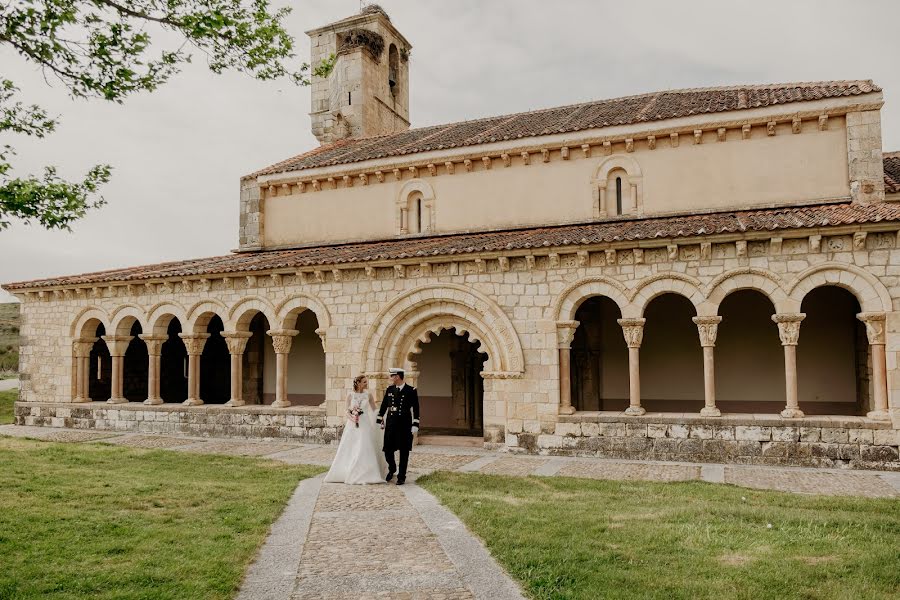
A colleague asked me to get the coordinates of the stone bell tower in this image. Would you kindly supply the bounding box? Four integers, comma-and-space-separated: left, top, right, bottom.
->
307, 5, 412, 144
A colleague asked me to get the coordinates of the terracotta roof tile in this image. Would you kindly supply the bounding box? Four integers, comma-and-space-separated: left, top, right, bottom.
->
6, 201, 900, 291
885, 152, 900, 194
248, 80, 880, 177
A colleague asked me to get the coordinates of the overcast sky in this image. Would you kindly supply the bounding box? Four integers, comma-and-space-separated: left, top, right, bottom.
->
2, 0, 899, 302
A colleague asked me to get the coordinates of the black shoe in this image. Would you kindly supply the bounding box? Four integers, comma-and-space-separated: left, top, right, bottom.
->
386, 471, 394, 482
396, 478, 405, 486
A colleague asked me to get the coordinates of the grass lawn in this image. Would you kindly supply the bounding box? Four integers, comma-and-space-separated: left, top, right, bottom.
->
419, 472, 900, 600
0, 436, 324, 599
0, 388, 15, 424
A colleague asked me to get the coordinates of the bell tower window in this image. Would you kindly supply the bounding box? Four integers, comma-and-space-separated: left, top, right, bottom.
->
388, 44, 400, 97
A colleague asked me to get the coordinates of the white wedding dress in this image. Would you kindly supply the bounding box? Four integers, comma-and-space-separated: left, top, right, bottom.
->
324, 391, 389, 484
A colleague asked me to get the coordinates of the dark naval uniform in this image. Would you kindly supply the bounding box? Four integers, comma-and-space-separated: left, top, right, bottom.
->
376, 383, 420, 482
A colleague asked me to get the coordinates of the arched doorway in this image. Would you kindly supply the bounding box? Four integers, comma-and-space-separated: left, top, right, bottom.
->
798, 286, 867, 415
413, 328, 486, 436
641, 293, 703, 412
570, 296, 628, 411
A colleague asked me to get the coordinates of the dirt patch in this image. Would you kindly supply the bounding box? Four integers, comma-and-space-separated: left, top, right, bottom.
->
718, 553, 753, 566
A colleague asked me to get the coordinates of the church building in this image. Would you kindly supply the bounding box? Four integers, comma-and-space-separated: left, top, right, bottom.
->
6, 6, 900, 469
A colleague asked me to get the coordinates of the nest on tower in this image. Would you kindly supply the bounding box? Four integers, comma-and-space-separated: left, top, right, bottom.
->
360, 4, 390, 20
337, 28, 385, 61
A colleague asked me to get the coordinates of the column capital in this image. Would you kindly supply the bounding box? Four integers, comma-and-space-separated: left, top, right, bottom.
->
178, 332, 210, 356
692, 316, 722, 347
856, 312, 887, 345
101, 335, 133, 357
138, 334, 168, 356
556, 320, 580, 349
221, 330, 253, 355
772, 313, 805, 346
315, 327, 327, 350
73, 338, 98, 358
267, 328, 299, 354
617, 318, 646, 348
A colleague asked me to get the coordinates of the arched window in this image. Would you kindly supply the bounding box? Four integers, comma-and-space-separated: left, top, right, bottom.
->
388, 44, 400, 97
396, 180, 435, 235
592, 156, 643, 219
615, 176, 623, 216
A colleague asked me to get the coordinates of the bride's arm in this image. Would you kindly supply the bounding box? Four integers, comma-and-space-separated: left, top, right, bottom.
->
345, 392, 353, 414
368, 392, 376, 411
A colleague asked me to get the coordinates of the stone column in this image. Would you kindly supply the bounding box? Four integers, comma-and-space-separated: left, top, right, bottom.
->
692, 316, 723, 417
772, 313, 805, 418
138, 334, 167, 405
857, 312, 890, 421
556, 321, 580, 415
617, 318, 646, 416
400, 207, 409, 234
221, 331, 253, 407
267, 329, 298, 408
178, 333, 210, 406
101, 335, 133, 404
72, 338, 97, 403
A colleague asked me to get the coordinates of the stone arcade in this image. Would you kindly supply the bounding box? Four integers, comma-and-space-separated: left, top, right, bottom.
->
6, 7, 900, 470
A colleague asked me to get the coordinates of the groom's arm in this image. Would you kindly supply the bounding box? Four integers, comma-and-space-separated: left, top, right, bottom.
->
410, 387, 420, 429
376, 387, 390, 425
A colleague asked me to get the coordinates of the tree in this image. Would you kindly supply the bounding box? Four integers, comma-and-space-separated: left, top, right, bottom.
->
0, 0, 330, 230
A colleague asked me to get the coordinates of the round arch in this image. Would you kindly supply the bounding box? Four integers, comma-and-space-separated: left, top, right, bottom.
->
787, 263, 892, 313
71, 307, 110, 339
147, 302, 187, 336
706, 268, 789, 314
632, 273, 707, 317
361, 284, 524, 375
554, 276, 630, 321
227, 296, 278, 332
186, 299, 229, 334
109, 304, 147, 337
593, 154, 643, 181
274, 293, 332, 331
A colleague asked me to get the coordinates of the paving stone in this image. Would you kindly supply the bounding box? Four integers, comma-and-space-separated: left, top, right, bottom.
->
556, 461, 700, 482
181, 440, 300, 457
408, 454, 481, 473
102, 435, 199, 449
477, 457, 547, 476
724, 466, 898, 498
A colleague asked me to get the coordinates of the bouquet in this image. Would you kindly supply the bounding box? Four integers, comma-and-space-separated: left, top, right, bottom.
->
348, 406, 363, 428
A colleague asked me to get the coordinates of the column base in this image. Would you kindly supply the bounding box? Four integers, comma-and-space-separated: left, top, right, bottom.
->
71, 397, 91, 404
271, 399, 292, 408
780, 407, 805, 419
106, 397, 128, 404
700, 406, 722, 417
624, 406, 645, 416
866, 409, 890, 422
143, 398, 163, 406
558, 405, 576, 415
225, 399, 246, 407
182, 398, 204, 406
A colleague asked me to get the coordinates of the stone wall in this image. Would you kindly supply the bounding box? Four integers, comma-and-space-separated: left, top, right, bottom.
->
517, 413, 900, 470
11, 227, 900, 463
15, 402, 338, 443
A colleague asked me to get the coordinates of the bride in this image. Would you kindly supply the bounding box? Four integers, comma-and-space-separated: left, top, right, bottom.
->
324, 374, 389, 484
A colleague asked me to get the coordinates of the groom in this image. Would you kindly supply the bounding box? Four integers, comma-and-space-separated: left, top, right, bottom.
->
376, 368, 420, 485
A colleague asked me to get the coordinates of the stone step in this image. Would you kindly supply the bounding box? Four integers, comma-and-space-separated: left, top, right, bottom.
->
417, 434, 483, 447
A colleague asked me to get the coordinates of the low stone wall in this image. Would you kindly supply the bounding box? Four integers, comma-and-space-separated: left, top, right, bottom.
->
14, 402, 339, 443
507, 413, 900, 471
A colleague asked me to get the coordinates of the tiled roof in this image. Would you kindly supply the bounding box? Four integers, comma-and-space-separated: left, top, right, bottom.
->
6, 201, 900, 291
250, 80, 880, 177
885, 152, 900, 194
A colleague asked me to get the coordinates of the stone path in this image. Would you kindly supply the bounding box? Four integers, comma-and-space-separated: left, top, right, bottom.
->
3, 424, 900, 598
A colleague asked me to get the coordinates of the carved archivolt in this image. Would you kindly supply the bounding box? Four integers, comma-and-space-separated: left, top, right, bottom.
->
146, 302, 188, 336
705, 268, 789, 313
361, 283, 525, 376
186, 299, 229, 333
631, 272, 706, 317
